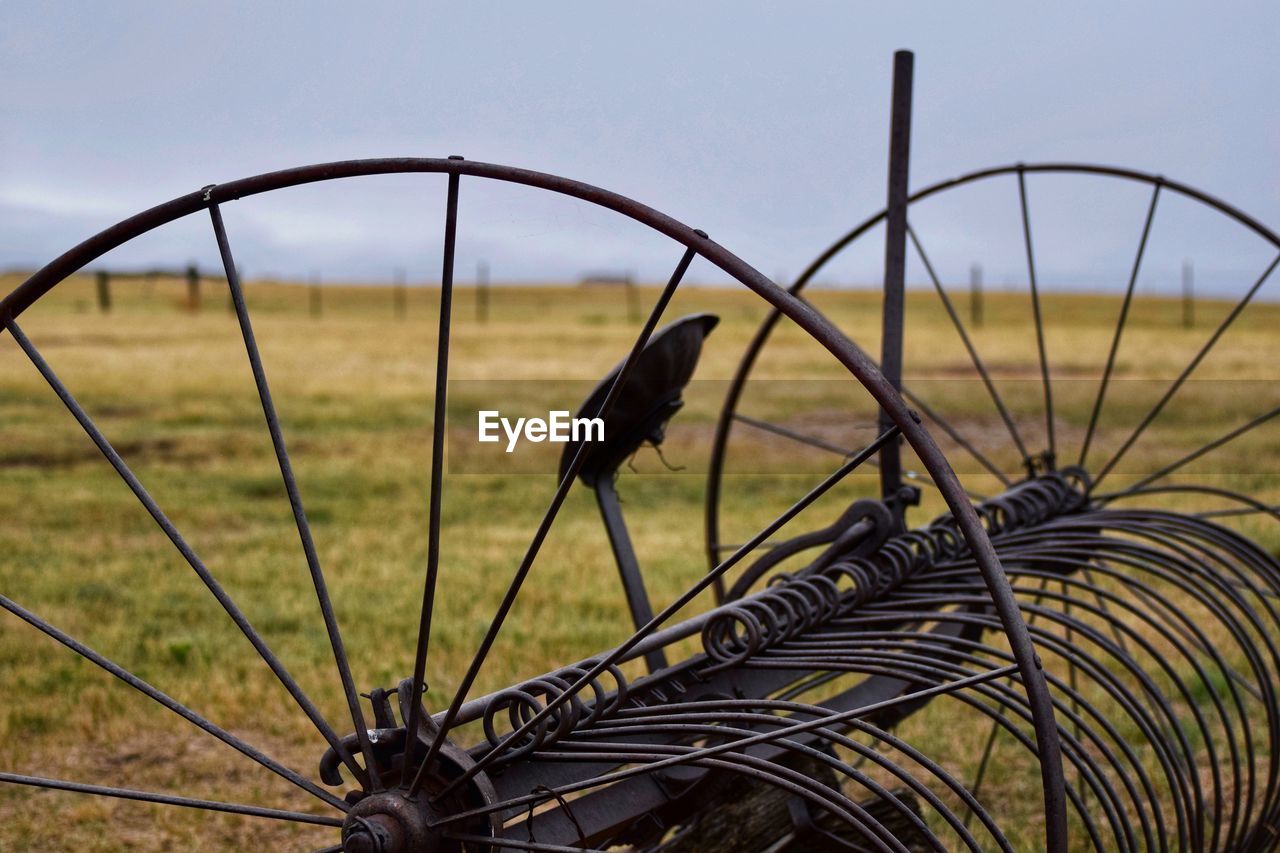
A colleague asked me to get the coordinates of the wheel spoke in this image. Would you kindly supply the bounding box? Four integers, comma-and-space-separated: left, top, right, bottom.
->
433, 426, 902, 800
901, 386, 1012, 486
0, 772, 343, 827
0, 593, 347, 811
1092, 252, 1280, 489
1078, 184, 1161, 468
762, 332, 1011, 486
907, 225, 1031, 462
408, 244, 701, 795
1016, 170, 1056, 462
1108, 404, 1280, 496
403, 167, 462, 778
732, 411, 868, 456
732, 411, 987, 500
209, 203, 380, 790
2, 319, 368, 787
728, 331, 1010, 487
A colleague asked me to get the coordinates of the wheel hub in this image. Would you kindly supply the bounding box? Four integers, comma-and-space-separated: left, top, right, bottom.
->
326, 679, 501, 852
341, 792, 435, 853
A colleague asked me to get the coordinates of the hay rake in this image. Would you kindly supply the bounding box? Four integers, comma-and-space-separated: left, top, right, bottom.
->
2, 51, 1279, 851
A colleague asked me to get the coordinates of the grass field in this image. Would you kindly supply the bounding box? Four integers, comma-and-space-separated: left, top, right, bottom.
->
1, 272, 1278, 850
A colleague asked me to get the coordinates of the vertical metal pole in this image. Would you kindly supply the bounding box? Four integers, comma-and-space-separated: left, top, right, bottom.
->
970, 262, 983, 328
95, 271, 111, 313
594, 478, 668, 673
878, 50, 913, 503
476, 260, 489, 324
1182, 259, 1194, 329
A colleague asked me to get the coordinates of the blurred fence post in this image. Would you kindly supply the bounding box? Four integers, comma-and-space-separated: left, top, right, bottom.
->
143, 271, 156, 299
95, 271, 111, 313
626, 272, 640, 323
476, 260, 490, 324
1182, 260, 1194, 329
186, 263, 201, 312
970, 262, 983, 328
394, 267, 407, 319
310, 273, 322, 319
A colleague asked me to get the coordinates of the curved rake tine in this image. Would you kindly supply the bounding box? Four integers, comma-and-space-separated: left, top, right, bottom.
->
1079, 566, 1131, 656
1117, 577, 1264, 702
434, 663, 1016, 832
591, 701, 1016, 851
1002, 536, 1273, 759
529, 747, 904, 852
852, 598, 1206, 845
802, 621, 1172, 847
2, 319, 368, 788
209, 203, 380, 791
1093, 251, 1280, 489
732, 411, 986, 500
0, 772, 343, 827
403, 166, 462, 776
568, 717, 988, 851
1198, 504, 1280, 519
1096, 483, 1280, 525
961, 575, 1052, 833
906, 224, 1031, 462
1061, 579, 1085, 806
0, 593, 347, 811
1078, 183, 1161, 468
1016, 169, 1056, 463
408, 243, 701, 796
963, 699, 1008, 833
432, 426, 901, 801
1108, 404, 1280, 496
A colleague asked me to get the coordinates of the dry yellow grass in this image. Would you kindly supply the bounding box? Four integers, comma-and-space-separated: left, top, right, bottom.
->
1, 272, 1277, 849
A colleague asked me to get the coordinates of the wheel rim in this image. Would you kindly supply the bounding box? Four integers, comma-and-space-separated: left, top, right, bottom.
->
707, 160, 1280, 849
0, 157, 1067, 850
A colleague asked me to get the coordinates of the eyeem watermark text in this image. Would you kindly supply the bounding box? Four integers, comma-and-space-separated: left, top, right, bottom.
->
478, 410, 604, 453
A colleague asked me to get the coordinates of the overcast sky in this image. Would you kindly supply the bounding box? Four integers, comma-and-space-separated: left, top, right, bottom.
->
3, 3, 1278, 293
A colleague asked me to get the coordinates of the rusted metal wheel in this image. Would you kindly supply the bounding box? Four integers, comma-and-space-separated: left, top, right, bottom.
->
707, 163, 1280, 850
0, 158, 1069, 851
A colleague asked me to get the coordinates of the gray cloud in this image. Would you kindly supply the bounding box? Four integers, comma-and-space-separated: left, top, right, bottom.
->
2, 2, 1277, 295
